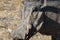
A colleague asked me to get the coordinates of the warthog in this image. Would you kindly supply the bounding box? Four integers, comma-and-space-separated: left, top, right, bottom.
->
5, 0, 60, 40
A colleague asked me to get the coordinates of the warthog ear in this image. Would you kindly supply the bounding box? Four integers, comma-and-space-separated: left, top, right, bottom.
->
41, 0, 47, 8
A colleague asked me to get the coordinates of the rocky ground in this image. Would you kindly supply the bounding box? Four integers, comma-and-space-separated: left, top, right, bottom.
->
0, 0, 51, 40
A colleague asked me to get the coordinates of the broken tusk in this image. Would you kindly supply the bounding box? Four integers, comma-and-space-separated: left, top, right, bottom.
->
7, 28, 13, 33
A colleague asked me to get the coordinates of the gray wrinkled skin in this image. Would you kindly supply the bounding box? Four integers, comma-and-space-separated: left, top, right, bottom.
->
8, 0, 47, 39
10, 26, 27, 39
10, 0, 42, 39
10, 0, 60, 40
